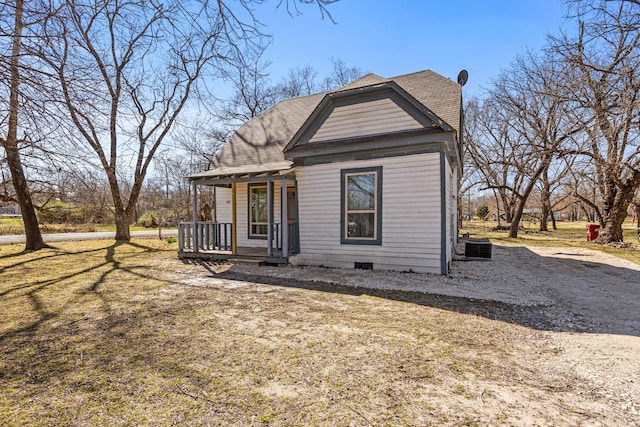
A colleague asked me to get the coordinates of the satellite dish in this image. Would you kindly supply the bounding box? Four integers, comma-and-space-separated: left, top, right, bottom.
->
457, 69, 468, 86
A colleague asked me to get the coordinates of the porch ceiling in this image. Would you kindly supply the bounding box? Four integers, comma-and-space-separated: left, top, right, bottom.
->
190, 166, 296, 186
189, 161, 293, 180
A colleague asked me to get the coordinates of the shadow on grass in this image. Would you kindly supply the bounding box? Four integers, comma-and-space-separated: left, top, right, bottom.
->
0, 246, 50, 261
0, 240, 179, 342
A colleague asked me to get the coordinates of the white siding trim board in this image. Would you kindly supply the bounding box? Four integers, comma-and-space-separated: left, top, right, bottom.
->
286, 131, 456, 167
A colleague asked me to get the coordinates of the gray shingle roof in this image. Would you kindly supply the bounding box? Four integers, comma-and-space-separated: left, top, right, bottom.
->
193, 69, 461, 179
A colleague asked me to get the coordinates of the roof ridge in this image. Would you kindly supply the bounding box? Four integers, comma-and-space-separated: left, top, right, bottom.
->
392, 69, 459, 87
389, 69, 435, 79
339, 72, 383, 86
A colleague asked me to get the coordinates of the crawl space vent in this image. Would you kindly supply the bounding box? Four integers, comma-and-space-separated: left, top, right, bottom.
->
354, 262, 374, 270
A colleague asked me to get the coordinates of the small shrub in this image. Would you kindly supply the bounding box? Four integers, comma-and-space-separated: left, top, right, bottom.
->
475, 204, 489, 221
137, 211, 158, 228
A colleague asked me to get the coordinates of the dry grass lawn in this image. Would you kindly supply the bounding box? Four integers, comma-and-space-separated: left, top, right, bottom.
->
0, 239, 634, 426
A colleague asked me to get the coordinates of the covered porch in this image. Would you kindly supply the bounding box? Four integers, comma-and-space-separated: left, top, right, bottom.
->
178, 169, 299, 264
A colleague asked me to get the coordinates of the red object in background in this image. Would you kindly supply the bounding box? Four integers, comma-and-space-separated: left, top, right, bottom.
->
586, 223, 600, 241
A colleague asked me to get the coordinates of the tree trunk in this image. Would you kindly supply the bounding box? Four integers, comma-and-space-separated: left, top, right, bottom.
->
4, 147, 45, 250
493, 191, 502, 227
539, 203, 550, 232
114, 210, 131, 241
509, 159, 552, 238
500, 192, 514, 223
592, 163, 640, 242
595, 204, 627, 243
508, 204, 524, 238
595, 178, 639, 243
4, 0, 45, 251
539, 169, 551, 232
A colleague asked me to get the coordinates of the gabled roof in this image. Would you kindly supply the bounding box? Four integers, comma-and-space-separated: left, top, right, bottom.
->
285, 80, 453, 153
334, 70, 461, 132
192, 69, 462, 179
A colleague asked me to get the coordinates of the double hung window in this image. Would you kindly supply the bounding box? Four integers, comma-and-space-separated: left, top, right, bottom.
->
249, 185, 268, 237
341, 167, 382, 245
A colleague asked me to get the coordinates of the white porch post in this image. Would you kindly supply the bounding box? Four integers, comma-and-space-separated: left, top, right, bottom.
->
192, 180, 199, 252
212, 185, 217, 223
281, 178, 289, 258
267, 179, 273, 257
231, 182, 237, 255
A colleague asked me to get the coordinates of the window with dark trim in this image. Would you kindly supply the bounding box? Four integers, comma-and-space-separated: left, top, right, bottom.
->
249, 185, 268, 238
341, 166, 382, 245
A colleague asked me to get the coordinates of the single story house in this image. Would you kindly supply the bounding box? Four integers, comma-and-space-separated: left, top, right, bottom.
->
179, 69, 465, 274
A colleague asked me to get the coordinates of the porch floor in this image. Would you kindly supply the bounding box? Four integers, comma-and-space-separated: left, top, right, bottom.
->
179, 246, 289, 264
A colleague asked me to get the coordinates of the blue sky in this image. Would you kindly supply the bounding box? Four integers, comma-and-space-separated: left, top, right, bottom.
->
251, 0, 570, 97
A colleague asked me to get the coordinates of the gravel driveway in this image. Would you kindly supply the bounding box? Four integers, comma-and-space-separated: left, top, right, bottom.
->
227, 244, 640, 335
208, 243, 640, 423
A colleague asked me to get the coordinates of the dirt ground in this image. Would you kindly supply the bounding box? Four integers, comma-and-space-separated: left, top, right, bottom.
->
2, 240, 639, 425
183, 243, 640, 425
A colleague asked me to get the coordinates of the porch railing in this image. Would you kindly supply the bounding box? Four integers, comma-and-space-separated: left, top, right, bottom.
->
178, 221, 299, 256
178, 222, 232, 253
271, 222, 300, 255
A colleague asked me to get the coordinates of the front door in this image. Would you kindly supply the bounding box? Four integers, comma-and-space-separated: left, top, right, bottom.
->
287, 187, 297, 223
286, 187, 299, 254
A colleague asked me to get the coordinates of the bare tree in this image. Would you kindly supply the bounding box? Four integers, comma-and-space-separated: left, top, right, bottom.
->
489, 51, 579, 238
319, 57, 363, 90
179, 56, 362, 167
57, 168, 113, 224
464, 97, 521, 225
278, 65, 320, 98
173, 118, 228, 174
0, 0, 47, 250
278, 58, 363, 98
33, 0, 339, 241
217, 46, 279, 127
551, 0, 640, 242
538, 157, 575, 231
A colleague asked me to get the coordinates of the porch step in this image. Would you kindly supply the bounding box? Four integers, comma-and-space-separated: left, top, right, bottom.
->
229, 257, 266, 266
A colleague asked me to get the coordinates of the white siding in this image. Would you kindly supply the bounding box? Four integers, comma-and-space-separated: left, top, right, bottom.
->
214, 187, 233, 223
290, 153, 443, 274
309, 98, 423, 143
